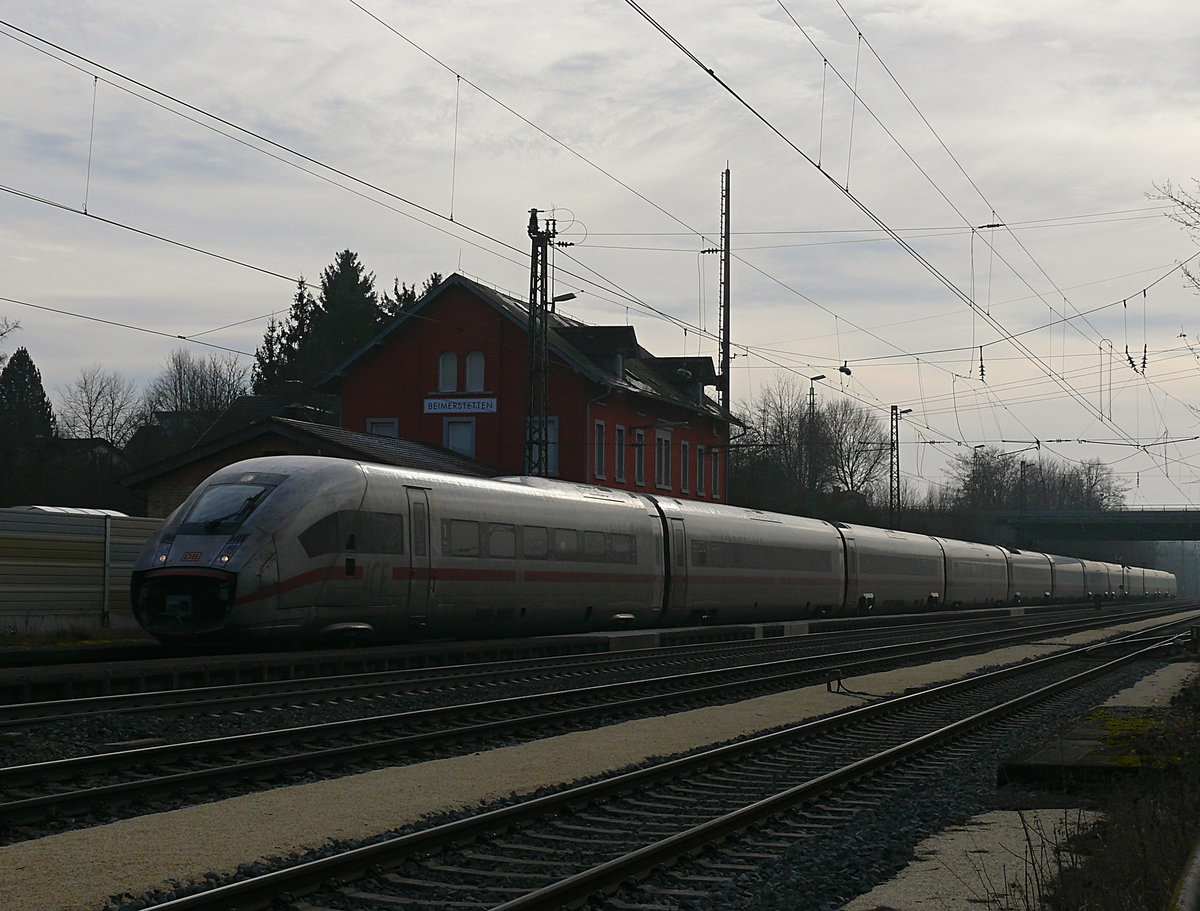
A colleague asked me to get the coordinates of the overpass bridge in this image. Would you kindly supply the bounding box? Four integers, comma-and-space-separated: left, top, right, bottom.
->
989, 508, 1200, 543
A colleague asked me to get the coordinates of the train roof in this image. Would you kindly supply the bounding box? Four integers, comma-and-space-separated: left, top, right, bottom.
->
9, 505, 130, 516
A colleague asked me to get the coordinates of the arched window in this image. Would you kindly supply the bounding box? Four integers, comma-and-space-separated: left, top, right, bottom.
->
465, 350, 485, 392
437, 352, 457, 392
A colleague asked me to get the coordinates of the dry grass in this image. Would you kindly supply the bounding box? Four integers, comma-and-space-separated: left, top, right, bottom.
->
999, 667, 1200, 911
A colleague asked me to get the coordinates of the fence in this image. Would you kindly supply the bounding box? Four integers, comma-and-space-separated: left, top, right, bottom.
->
0, 509, 162, 640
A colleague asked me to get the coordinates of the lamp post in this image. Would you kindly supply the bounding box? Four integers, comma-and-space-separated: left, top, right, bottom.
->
889, 406, 912, 528
806, 375, 825, 512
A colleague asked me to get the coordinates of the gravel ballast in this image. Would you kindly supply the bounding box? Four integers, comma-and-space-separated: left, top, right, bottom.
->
0, 612, 1190, 911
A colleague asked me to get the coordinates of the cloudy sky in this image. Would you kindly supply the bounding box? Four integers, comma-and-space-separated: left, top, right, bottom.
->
3, 0, 1200, 505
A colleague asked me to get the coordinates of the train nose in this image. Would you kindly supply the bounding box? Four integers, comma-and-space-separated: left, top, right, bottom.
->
132, 569, 237, 635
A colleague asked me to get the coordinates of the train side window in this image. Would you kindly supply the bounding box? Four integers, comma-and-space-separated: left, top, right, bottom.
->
691, 539, 708, 566
553, 528, 579, 560
487, 523, 516, 558
609, 533, 636, 564
708, 541, 740, 567
583, 531, 605, 562
523, 525, 548, 559
360, 512, 404, 554
299, 513, 340, 558
444, 519, 481, 557
411, 502, 428, 556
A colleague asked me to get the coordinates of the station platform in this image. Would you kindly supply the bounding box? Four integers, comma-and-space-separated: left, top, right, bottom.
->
998, 661, 1198, 787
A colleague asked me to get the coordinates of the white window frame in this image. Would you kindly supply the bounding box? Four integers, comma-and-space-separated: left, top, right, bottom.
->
634, 429, 646, 486
443, 416, 476, 457
593, 420, 606, 480
712, 449, 720, 499
655, 431, 672, 490
437, 351, 457, 392
465, 350, 485, 392
696, 445, 706, 495
679, 440, 689, 493
366, 418, 399, 438
614, 425, 627, 482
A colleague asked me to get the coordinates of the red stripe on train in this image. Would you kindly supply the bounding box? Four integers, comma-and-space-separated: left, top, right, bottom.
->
522, 571, 659, 584
234, 565, 364, 605
392, 567, 657, 584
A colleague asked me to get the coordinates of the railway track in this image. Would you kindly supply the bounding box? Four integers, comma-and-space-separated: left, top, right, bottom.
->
0, 603, 1169, 727
0, 604, 1193, 841
0, 600, 1148, 706
128, 620, 1189, 911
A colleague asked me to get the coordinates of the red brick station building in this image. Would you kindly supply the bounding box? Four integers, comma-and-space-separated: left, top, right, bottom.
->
320, 273, 733, 501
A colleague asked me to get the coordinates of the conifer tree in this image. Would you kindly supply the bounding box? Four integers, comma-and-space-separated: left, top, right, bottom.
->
0, 347, 57, 443
306, 249, 383, 372
252, 278, 318, 394
252, 253, 384, 394
381, 271, 443, 317
252, 253, 443, 397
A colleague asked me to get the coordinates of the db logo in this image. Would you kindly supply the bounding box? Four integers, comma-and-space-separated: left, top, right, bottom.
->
182, 551, 203, 562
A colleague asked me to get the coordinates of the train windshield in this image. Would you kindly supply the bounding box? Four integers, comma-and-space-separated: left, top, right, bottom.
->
179, 482, 276, 534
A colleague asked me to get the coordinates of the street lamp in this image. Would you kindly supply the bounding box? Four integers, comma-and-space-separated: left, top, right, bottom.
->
890, 406, 912, 528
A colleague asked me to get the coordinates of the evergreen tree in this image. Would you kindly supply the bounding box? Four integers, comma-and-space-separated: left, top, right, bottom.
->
252, 278, 318, 394
306, 249, 383, 371
252, 253, 443, 397
253, 252, 385, 394
251, 315, 285, 393
381, 271, 443, 317
0, 347, 57, 443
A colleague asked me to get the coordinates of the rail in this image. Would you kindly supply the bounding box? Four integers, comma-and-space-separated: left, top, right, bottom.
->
133, 620, 1187, 910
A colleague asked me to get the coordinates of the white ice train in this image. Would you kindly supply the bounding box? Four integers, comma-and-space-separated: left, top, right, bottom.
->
130, 456, 1177, 644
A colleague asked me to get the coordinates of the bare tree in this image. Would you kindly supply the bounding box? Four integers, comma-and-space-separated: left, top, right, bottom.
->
140, 348, 249, 443
0, 318, 17, 368
1152, 180, 1200, 294
729, 376, 890, 519
58, 365, 140, 447
730, 375, 829, 514
947, 447, 1126, 511
824, 397, 887, 496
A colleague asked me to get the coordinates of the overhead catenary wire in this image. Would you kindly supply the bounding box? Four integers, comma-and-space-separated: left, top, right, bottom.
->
4, 13, 1197, 497
772, 0, 1200, 484
0, 18, 740, 353
0, 11, 1164, 411
823, 0, 1111, 348
622, 0, 1198, 503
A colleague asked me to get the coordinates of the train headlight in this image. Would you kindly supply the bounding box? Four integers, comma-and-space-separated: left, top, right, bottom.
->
153, 536, 174, 564
215, 536, 244, 565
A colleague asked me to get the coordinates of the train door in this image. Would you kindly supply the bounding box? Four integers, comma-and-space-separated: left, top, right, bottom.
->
836, 527, 858, 616
666, 517, 689, 618
406, 488, 432, 628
